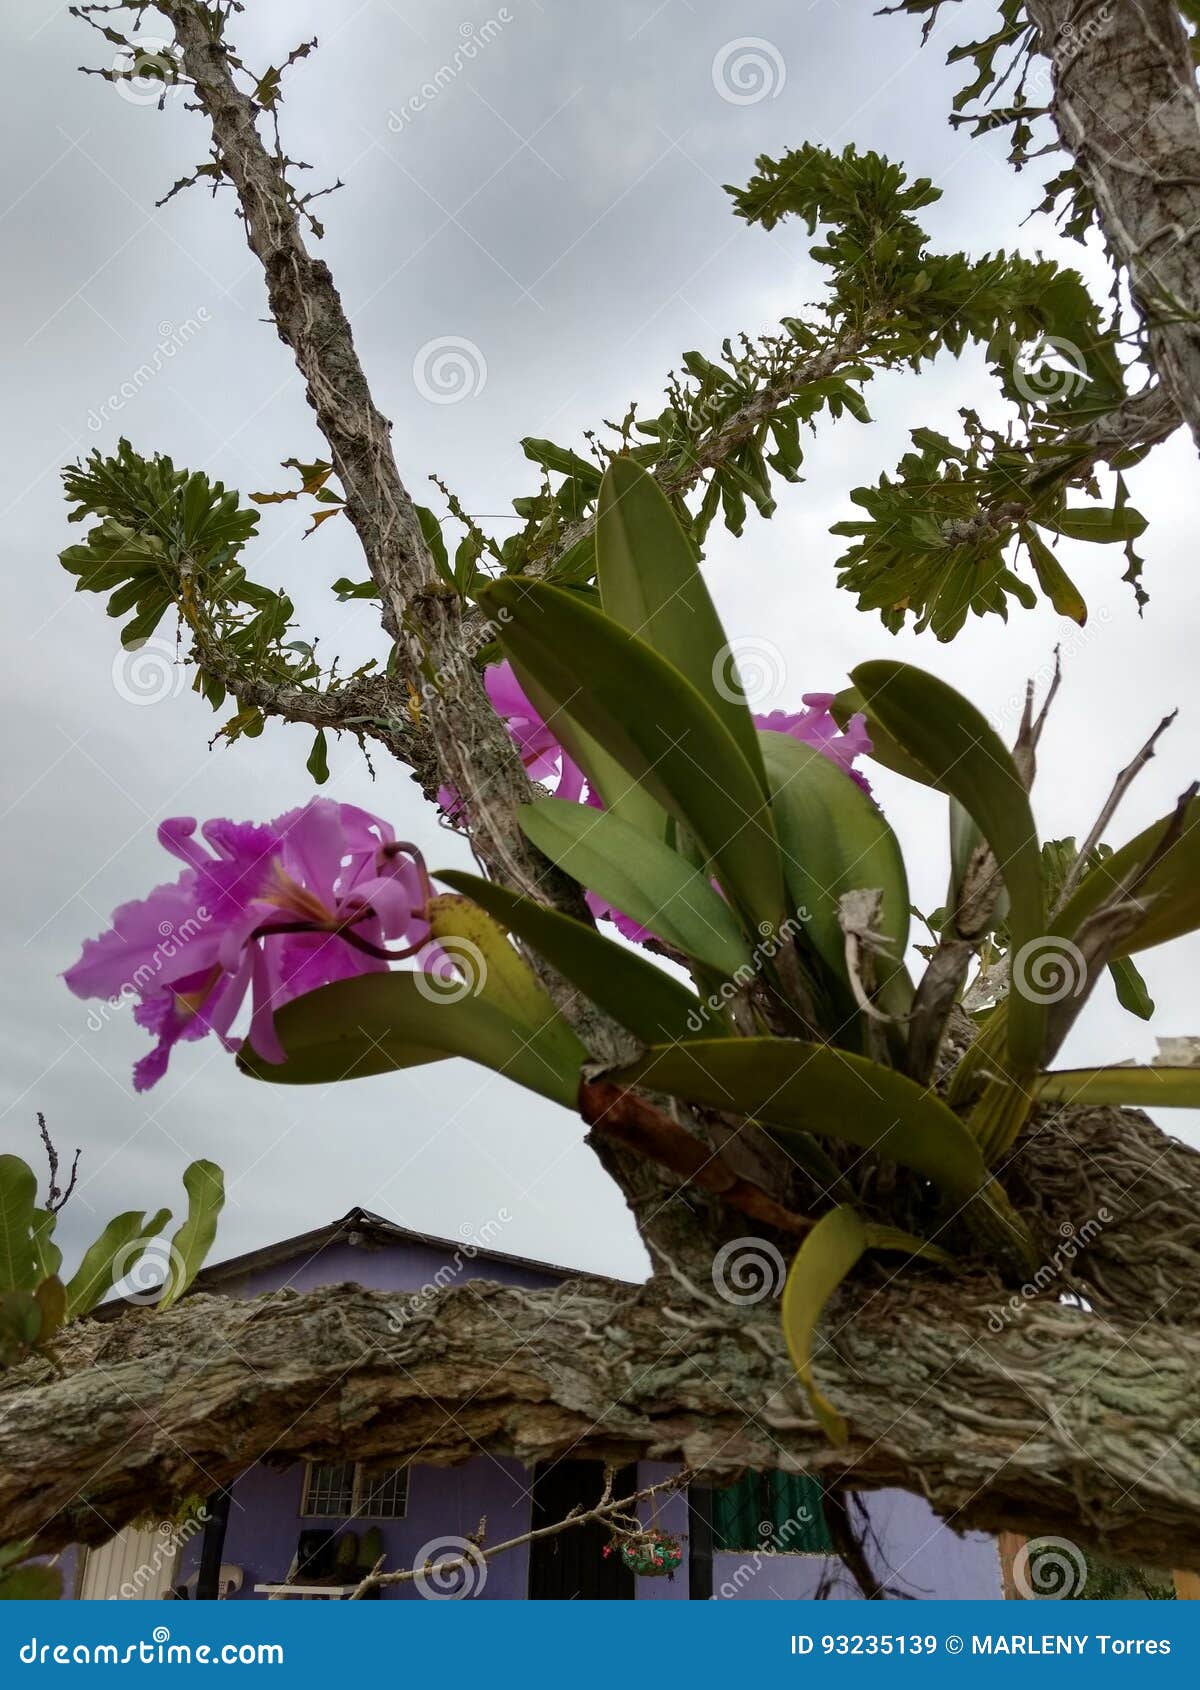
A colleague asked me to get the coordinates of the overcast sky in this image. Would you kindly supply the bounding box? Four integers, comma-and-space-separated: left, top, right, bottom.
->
3, 0, 1197, 1285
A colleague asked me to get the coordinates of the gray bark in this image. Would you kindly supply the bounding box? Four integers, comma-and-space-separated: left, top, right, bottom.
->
1028, 0, 1200, 445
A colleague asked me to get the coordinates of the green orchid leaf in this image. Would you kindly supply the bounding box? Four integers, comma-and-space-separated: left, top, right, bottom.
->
1055, 794, 1200, 959
1033, 1067, 1200, 1108
595, 457, 768, 792
519, 798, 752, 977
32, 1275, 67, 1346
1022, 527, 1087, 625
436, 870, 715, 1045
158, 1161, 225, 1311
851, 660, 1045, 1071
781, 1206, 867, 1445
1037, 505, 1147, 544
615, 1038, 990, 1200
239, 970, 585, 1107
64, 1207, 173, 1318
479, 577, 786, 939
30, 1209, 62, 1283
0, 1157, 39, 1295
759, 729, 911, 1011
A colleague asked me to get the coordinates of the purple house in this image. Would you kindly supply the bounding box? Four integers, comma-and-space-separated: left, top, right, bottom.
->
63, 1211, 1002, 1601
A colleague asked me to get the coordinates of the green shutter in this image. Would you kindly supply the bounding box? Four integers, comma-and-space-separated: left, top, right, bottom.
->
711, 1471, 832, 1554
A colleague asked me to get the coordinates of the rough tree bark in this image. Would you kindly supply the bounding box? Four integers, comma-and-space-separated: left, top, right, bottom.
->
1027, 0, 1200, 445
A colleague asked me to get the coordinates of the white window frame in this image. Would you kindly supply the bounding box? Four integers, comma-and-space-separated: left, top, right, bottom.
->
300, 1459, 410, 1520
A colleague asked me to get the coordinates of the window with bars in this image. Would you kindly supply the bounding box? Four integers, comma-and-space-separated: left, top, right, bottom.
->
300, 1461, 410, 1520
710, 1471, 832, 1555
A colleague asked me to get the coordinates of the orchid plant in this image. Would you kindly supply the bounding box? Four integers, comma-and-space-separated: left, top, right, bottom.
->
64, 458, 1200, 1441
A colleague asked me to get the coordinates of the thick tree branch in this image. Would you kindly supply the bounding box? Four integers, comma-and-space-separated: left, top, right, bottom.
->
1028, 0, 1200, 445
7, 1251, 1200, 1571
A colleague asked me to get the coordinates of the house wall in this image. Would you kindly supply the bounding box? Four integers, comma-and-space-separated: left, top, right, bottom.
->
70, 1230, 1002, 1601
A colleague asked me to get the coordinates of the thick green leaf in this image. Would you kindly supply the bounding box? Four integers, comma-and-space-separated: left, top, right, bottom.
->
1037, 505, 1147, 544
851, 660, 1046, 1070
759, 730, 911, 1008
64, 1207, 173, 1318
30, 1209, 61, 1284
1022, 527, 1087, 624
781, 1206, 867, 1445
158, 1161, 224, 1310
615, 1039, 990, 1201
306, 729, 330, 785
239, 970, 584, 1107
519, 798, 752, 977
831, 687, 938, 786
479, 578, 785, 939
33, 1275, 67, 1345
436, 870, 714, 1044
1055, 795, 1200, 959
1033, 1066, 1200, 1108
1109, 956, 1154, 1020
595, 458, 768, 791
0, 1156, 39, 1295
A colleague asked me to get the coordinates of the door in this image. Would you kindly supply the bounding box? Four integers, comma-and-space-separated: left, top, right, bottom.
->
528, 1459, 635, 1599
79, 1525, 177, 1599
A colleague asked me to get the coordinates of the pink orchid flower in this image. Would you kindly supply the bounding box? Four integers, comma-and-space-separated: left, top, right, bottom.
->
65, 799, 442, 1092
450, 662, 873, 944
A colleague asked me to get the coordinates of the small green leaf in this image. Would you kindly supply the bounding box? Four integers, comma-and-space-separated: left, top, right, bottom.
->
1022, 527, 1087, 624
306, 729, 330, 785
0, 1157, 39, 1295
158, 1161, 225, 1310
519, 798, 752, 977
1037, 505, 1147, 544
1055, 794, 1200, 959
436, 870, 713, 1045
32, 1275, 67, 1345
1108, 956, 1154, 1020
781, 1207, 867, 1445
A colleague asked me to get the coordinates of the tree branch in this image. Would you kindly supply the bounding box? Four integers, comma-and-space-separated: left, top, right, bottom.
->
1027, 0, 1200, 445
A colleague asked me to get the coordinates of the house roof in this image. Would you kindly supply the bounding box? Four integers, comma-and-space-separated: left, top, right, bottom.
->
189, 1206, 634, 1292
